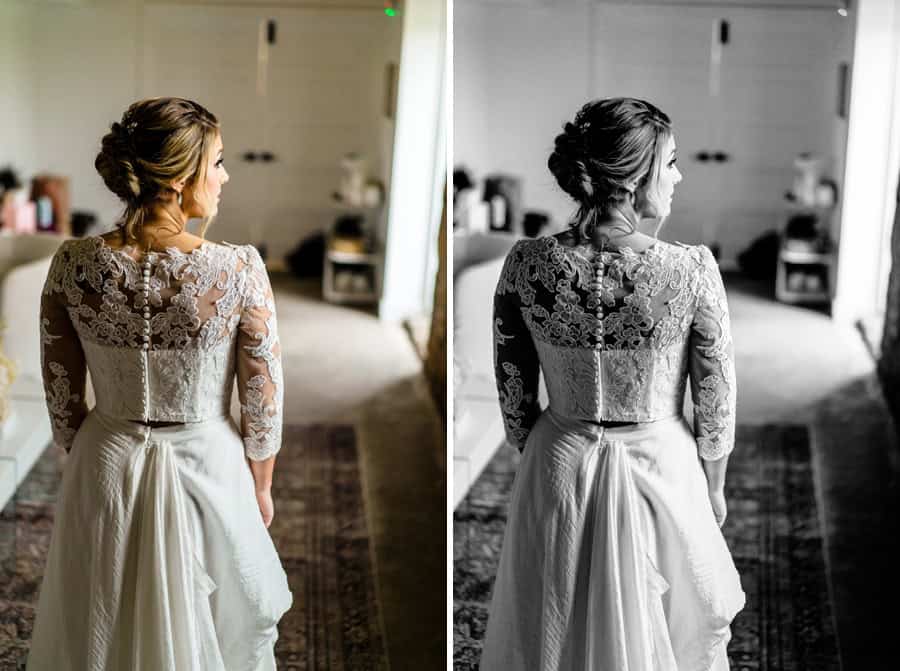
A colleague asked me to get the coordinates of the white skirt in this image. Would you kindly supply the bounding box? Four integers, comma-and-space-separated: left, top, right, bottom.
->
480, 411, 745, 671
26, 408, 293, 671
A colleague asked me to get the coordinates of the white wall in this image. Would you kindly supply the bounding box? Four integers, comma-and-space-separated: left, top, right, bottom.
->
1, 0, 402, 264
832, 0, 900, 325
380, 0, 446, 322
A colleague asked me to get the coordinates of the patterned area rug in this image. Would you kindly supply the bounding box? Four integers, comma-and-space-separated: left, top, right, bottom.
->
453, 424, 840, 670
0, 424, 387, 671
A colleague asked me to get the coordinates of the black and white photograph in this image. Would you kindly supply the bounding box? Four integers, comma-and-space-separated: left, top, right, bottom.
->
453, 0, 900, 669
0, 1, 446, 669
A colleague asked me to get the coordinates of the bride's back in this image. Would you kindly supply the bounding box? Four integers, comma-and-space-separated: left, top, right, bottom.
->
40, 235, 282, 459
46, 235, 256, 351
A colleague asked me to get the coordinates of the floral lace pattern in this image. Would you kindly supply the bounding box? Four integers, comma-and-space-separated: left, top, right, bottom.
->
493, 236, 735, 459
39, 237, 284, 460
44, 361, 79, 450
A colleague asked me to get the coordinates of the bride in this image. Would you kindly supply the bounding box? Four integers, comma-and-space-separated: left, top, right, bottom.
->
28, 97, 292, 670
480, 98, 745, 670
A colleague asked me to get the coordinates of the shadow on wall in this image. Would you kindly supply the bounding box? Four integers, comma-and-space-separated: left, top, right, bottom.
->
424, 197, 446, 422
877, 173, 900, 425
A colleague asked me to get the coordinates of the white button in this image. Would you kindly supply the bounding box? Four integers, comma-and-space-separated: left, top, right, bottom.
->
142, 343, 150, 351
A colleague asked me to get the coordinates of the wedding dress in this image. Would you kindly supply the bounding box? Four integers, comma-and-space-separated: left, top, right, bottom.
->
480, 236, 746, 671
27, 236, 293, 670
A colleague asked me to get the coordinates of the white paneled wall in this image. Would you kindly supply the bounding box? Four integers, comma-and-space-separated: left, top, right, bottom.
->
833, 0, 900, 325
381, 0, 446, 321
28, 1, 141, 230
454, 2, 592, 229
455, 0, 851, 265
0, 2, 37, 180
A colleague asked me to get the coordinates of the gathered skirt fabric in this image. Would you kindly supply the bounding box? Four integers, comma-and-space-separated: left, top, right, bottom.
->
480, 411, 746, 671
26, 408, 293, 671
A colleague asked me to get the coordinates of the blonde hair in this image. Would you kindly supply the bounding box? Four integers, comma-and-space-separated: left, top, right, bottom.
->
95, 97, 220, 243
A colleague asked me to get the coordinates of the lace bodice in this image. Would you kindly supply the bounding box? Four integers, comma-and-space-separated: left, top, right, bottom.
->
493, 236, 735, 460
39, 236, 283, 461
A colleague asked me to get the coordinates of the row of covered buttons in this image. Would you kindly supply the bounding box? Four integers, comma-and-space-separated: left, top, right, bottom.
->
140, 255, 152, 351
591, 254, 606, 341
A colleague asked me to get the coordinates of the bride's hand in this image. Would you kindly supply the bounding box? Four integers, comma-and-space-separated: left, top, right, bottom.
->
255, 488, 275, 528
708, 488, 727, 527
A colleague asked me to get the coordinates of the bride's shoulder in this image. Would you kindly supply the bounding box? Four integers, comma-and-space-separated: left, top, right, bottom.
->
663, 240, 715, 266
509, 234, 558, 254
216, 243, 270, 278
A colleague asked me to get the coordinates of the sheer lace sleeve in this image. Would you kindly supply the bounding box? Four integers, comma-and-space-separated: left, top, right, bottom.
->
40, 246, 88, 452
688, 245, 736, 461
237, 246, 284, 461
493, 243, 542, 452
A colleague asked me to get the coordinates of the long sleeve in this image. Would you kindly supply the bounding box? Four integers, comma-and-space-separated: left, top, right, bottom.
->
493, 244, 541, 451
40, 258, 88, 452
237, 246, 284, 461
688, 245, 736, 461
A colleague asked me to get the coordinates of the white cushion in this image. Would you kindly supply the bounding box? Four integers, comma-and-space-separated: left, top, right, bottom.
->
453, 255, 508, 403
2, 255, 53, 384
453, 230, 519, 278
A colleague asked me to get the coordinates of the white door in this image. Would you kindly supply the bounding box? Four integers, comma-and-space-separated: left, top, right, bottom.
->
715, 8, 845, 261
592, 4, 847, 264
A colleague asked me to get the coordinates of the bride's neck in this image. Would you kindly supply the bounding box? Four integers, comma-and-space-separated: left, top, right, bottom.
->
125, 204, 190, 247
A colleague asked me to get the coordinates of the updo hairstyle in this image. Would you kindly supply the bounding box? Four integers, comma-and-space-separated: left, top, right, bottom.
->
548, 97, 672, 237
95, 97, 220, 242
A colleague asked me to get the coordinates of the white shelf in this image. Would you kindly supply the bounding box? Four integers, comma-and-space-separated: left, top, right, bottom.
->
775, 289, 831, 304
322, 228, 383, 306
453, 398, 505, 509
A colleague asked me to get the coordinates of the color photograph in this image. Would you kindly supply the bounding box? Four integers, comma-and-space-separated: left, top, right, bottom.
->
0, 1, 446, 669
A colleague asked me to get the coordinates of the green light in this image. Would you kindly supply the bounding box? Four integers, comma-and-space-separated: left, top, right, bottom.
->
384, 8, 396, 17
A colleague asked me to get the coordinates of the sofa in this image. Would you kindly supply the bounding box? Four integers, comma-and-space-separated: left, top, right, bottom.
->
0, 232, 68, 508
